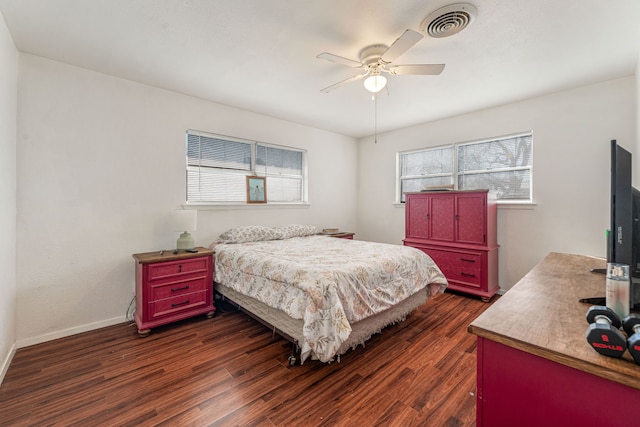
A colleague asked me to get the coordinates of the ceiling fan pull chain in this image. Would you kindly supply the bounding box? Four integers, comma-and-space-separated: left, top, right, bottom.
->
374, 93, 378, 144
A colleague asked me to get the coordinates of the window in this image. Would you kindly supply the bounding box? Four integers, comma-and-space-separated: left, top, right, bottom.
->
186, 130, 307, 204
256, 145, 304, 203
398, 132, 533, 203
399, 145, 454, 197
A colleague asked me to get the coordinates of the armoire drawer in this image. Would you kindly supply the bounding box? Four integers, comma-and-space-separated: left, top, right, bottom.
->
421, 248, 482, 288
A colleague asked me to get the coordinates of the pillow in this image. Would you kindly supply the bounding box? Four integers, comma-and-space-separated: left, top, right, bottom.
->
216, 225, 280, 244
274, 224, 320, 239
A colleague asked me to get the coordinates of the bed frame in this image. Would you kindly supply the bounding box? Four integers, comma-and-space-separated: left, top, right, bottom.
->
215, 282, 428, 365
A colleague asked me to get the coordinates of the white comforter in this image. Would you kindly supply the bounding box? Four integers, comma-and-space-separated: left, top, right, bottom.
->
214, 235, 447, 363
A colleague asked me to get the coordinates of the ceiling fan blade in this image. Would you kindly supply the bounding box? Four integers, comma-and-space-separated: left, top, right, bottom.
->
320, 72, 368, 93
388, 64, 445, 75
380, 29, 424, 63
316, 52, 363, 67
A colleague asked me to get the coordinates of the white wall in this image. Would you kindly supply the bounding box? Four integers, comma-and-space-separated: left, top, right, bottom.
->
10, 50, 639, 350
16, 54, 358, 346
0, 9, 17, 382
356, 77, 636, 291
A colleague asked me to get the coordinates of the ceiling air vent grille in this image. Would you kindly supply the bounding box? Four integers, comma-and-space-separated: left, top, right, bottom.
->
421, 3, 478, 38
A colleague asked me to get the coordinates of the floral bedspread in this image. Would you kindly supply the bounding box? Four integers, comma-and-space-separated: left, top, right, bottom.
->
214, 235, 447, 363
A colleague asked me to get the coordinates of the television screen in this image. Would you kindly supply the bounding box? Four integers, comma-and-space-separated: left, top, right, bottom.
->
609, 139, 634, 269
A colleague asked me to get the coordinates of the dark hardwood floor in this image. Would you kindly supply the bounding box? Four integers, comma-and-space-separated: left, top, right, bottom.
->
0, 291, 496, 426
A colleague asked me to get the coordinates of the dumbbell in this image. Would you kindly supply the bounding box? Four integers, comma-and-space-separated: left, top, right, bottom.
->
622, 314, 640, 364
585, 306, 627, 358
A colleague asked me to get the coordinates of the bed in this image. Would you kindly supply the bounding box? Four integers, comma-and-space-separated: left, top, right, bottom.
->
210, 225, 448, 364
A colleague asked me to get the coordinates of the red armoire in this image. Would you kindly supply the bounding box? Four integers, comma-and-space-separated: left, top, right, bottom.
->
404, 190, 499, 301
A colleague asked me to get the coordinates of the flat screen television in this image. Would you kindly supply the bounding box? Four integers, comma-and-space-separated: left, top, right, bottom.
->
609, 139, 635, 268
608, 140, 640, 310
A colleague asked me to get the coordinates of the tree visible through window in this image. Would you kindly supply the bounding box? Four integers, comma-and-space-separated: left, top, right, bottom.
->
398, 132, 533, 202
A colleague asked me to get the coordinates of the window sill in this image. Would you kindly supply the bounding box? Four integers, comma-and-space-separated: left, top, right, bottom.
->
183, 202, 310, 210
497, 201, 537, 209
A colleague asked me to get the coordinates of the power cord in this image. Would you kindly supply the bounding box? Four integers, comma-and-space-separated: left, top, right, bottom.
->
125, 295, 136, 324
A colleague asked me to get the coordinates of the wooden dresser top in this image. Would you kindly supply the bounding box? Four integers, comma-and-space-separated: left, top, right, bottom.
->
468, 252, 640, 390
133, 247, 213, 264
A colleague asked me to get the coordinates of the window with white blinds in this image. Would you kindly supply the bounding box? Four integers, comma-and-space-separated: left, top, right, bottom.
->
186, 130, 307, 204
256, 145, 304, 203
398, 132, 533, 203
399, 145, 454, 200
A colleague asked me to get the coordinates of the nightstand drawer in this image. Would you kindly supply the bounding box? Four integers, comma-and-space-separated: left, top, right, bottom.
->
149, 291, 208, 318
150, 277, 208, 300
148, 257, 208, 281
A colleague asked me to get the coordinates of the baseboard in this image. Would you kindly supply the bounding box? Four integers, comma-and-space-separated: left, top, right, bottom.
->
16, 315, 128, 349
0, 342, 17, 386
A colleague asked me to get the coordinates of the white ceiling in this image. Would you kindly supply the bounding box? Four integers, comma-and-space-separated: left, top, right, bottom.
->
1, 0, 640, 138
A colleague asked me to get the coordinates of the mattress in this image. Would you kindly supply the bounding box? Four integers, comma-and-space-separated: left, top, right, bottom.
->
213, 235, 447, 362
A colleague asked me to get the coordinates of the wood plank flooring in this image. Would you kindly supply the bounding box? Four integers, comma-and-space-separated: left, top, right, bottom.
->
0, 291, 496, 426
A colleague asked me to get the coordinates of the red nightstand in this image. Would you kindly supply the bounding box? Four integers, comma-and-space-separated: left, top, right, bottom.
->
133, 247, 215, 336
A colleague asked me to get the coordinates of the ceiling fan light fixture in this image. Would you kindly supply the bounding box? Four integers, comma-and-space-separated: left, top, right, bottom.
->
364, 74, 387, 93
318, 27, 444, 94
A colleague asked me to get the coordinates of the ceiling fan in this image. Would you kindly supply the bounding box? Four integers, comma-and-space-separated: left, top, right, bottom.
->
316, 29, 445, 94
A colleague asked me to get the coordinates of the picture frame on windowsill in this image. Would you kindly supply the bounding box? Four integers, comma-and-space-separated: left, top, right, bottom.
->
246, 176, 267, 204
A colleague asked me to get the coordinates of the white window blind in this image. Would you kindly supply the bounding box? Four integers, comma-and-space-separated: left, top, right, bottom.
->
457, 133, 532, 201
398, 132, 533, 203
256, 145, 304, 202
186, 130, 306, 204
399, 146, 454, 202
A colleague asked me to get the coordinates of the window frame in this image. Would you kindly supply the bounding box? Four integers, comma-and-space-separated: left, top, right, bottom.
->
185, 129, 308, 206
397, 131, 533, 204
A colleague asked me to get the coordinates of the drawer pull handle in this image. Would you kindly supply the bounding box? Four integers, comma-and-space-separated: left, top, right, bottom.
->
460, 258, 476, 263
171, 300, 190, 307
171, 285, 189, 292
461, 272, 476, 278
178, 264, 182, 273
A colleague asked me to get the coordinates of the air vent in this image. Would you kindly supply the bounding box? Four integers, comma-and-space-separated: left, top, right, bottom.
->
421, 3, 478, 38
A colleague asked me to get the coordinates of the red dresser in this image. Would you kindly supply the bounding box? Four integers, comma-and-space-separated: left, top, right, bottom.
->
469, 253, 640, 427
404, 190, 499, 301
